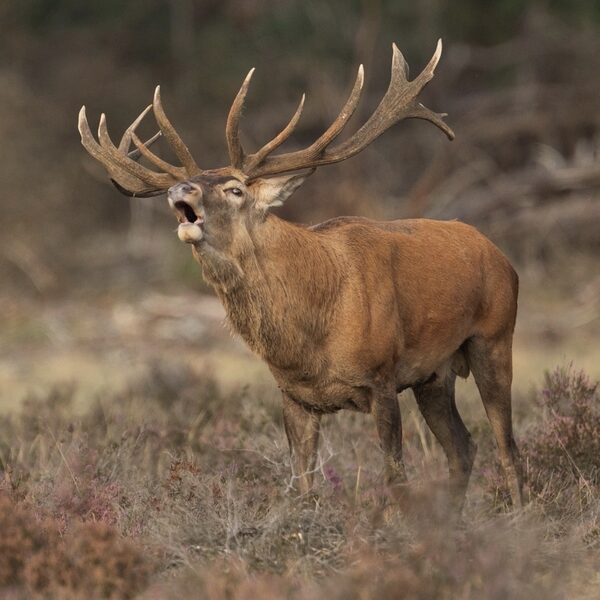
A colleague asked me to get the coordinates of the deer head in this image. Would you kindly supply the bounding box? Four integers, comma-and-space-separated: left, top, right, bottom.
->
78, 40, 454, 258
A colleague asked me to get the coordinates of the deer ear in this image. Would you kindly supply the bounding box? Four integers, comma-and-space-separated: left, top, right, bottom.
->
252, 170, 314, 211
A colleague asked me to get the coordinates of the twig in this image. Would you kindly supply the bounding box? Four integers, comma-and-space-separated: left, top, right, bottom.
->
48, 428, 81, 496
554, 432, 594, 497
354, 465, 362, 504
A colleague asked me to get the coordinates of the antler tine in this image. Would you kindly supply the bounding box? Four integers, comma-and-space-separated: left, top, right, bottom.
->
245, 40, 453, 178
118, 104, 152, 153
244, 94, 305, 171
305, 64, 365, 156
110, 179, 165, 198
243, 66, 363, 176
97, 113, 175, 187
78, 106, 157, 195
118, 105, 164, 162
226, 68, 255, 169
153, 86, 201, 176
127, 131, 162, 160
411, 37, 442, 89
400, 40, 454, 140
130, 131, 187, 178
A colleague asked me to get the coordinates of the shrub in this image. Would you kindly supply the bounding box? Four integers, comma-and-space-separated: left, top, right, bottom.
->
60, 521, 151, 599
0, 494, 60, 589
525, 364, 600, 492
0, 495, 150, 598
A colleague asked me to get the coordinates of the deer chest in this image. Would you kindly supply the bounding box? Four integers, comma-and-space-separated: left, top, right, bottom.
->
271, 368, 373, 414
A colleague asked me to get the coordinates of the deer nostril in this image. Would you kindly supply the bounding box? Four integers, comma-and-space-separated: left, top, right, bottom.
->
169, 182, 195, 199
180, 183, 194, 194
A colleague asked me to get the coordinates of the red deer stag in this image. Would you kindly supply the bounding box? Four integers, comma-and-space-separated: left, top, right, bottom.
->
78, 40, 522, 510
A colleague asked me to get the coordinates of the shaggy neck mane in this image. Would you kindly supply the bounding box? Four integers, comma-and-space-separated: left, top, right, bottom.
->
207, 214, 341, 370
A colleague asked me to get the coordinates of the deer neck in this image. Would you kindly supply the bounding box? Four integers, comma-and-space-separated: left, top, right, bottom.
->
199, 214, 341, 367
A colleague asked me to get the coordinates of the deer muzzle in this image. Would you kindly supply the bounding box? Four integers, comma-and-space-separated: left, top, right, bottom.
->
168, 182, 204, 244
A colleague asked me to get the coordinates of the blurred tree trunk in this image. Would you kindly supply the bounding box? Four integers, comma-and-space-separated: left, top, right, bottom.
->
417, 0, 441, 49
169, 0, 195, 85
354, 0, 382, 78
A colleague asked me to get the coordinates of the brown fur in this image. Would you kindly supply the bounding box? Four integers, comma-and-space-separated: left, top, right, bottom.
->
171, 175, 522, 510
203, 215, 517, 407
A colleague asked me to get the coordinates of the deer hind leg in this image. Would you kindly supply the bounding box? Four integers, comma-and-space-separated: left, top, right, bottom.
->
282, 393, 321, 496
467, 334, 523, 508
412, 370, 477, 513
372, 394, 407, 485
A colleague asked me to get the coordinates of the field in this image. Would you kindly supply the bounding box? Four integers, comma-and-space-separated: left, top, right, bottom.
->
2, 1, 600, 598
1, 259, 599, 598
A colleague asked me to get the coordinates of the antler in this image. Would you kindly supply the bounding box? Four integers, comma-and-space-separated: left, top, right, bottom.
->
229, 39, 454, 179
78, 87, 201, 197
79, 40, 453, 195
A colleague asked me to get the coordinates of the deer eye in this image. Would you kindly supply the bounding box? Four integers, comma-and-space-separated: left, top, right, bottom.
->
225, 187, 243, 197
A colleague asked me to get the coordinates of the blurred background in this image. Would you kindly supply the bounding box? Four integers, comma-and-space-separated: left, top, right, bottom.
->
0, 0, 599, 405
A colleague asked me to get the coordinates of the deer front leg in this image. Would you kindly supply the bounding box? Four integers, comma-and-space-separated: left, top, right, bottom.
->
372, 394, 407, 485
282, 393, 321, 496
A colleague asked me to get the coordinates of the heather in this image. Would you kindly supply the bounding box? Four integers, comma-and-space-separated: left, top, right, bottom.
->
0, 362, 599, 598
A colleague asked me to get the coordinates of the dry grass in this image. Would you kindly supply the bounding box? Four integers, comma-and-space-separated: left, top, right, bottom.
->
0, 360, 599, 598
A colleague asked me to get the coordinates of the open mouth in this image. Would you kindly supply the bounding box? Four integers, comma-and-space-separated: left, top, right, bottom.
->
173, 200, 205, 244
174, 200, 204, 226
